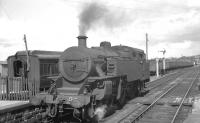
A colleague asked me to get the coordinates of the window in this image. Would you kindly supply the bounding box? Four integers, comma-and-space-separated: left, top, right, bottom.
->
40, 62, 59, 76
13, 60, 23, 77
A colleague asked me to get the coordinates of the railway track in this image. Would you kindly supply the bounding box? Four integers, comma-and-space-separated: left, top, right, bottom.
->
118, 68, 199, 123
146, 72, 180, 91
146, 67, 191, 91
0, 105, 48, 123
100, 67, 194, 123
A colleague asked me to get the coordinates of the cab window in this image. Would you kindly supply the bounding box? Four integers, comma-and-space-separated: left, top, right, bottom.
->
13, 60, 23, 77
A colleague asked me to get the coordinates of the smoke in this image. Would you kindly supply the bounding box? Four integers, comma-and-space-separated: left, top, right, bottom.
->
78, 2, 132, 35
78, 2, 106, 35
94, 105, 107, 121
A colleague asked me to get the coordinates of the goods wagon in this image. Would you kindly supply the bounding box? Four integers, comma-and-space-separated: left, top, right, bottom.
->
150, 59, 193, 75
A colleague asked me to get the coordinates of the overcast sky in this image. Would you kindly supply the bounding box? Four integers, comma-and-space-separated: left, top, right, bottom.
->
0, 0, 200, 60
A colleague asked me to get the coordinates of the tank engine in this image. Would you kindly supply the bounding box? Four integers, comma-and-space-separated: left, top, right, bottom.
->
33, 36, 150, 122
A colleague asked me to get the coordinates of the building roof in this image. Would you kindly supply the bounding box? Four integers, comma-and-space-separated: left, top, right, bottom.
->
13, 50, 62, 59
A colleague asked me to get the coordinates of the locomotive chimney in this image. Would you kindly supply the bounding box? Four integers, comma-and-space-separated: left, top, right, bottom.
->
77, 35, 88, 48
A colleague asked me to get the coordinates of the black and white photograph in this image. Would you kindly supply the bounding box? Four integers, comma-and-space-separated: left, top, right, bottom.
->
0, 0, 200, 123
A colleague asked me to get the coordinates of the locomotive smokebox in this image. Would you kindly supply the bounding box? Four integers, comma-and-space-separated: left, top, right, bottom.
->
77, 35, 88, 48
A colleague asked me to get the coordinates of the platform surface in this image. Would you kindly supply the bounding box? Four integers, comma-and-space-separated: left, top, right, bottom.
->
0, 100, 30, 113
184, 95, 200, 123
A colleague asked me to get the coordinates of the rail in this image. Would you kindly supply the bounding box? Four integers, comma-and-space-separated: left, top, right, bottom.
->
118, 69, 199, 123
147, 71, 178, 84
146, 71, 181, 90
125, 81, 178, 123
170, 70, 199, 123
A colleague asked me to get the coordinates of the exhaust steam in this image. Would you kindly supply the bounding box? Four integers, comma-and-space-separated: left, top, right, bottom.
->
94, 105, 107, 121
78, 2, 132, 35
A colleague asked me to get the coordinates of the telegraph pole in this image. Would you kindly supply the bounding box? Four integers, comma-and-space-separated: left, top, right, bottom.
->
24, 34, 30, 72
146, 33, 148, 60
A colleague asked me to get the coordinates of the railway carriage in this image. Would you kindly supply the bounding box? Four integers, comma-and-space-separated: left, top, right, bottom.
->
32, 36, 150, 122
7, 50, 61, 95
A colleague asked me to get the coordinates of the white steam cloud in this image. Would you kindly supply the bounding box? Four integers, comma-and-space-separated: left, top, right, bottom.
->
94, 105, 107, 121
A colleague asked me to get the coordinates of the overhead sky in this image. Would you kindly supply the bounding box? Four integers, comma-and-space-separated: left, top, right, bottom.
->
0, 0, 200, 60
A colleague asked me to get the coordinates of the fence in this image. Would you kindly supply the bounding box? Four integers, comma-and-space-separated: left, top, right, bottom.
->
0, 77, 39, 100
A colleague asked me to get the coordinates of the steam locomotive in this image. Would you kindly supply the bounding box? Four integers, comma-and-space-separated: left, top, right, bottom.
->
32, 36, 150, 122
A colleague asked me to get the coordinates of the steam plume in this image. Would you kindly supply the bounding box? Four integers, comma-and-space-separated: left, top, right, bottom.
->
78, 2, 132, 35
94, 105, 107, 121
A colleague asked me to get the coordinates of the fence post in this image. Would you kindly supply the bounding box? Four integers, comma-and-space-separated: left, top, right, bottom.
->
26, 78, 29, 100
7, 77, 9, 100
0, 77, 2, 100
0, 77, 38, 101
22, 77, 25, 100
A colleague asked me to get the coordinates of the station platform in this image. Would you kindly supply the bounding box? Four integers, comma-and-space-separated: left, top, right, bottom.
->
0, 100, 30, 114
184, 95, 200, 123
